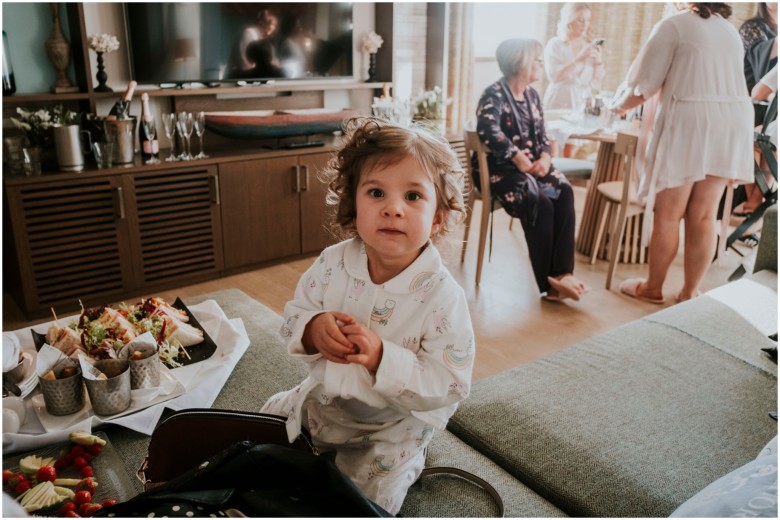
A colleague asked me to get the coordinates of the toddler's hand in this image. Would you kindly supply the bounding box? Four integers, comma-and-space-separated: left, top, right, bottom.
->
302, 311, 357, 364
339, 321, 383, 373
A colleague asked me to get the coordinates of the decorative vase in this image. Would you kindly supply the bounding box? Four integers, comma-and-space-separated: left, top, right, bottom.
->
45, 3, 78, 93
366, 52, 377, 83
94, 51, 112, 92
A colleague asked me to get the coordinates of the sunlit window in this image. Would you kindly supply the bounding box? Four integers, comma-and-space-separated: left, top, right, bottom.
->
471, 3, 550, 111
473, 3, 549, 58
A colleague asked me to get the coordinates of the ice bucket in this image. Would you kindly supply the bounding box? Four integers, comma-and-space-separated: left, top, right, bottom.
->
103, 117, 137, 164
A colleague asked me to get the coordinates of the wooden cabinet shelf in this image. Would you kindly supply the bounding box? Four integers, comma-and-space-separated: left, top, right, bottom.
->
3, 92, 91, 105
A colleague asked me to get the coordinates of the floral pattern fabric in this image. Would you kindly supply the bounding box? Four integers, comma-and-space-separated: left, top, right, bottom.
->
738, 18, 776, 50
475, 79, 570, 225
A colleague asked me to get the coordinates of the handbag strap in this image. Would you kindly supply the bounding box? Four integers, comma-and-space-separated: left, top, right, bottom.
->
420, 466, 504, 517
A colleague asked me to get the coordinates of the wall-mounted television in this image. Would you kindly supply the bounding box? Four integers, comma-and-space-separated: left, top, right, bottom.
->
125, 3, 354, 86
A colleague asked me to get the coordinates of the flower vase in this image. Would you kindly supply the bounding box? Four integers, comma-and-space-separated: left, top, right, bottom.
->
366, 52, 377, 83
94, 51, 112, 93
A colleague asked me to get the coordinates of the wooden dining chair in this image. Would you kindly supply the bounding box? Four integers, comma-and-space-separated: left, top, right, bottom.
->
589, 132, 643, 290
461, 123, 504, 286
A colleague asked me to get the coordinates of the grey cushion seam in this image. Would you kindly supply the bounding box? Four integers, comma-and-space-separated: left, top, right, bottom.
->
642, 316, 777, 378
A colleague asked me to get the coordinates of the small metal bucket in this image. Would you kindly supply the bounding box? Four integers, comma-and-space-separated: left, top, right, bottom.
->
103, 117, 137, 164
129, 348, 160, 389
85, 359, 131, 416
39, 368, 85, 416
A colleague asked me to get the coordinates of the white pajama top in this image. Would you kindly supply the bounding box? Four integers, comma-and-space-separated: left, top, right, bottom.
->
265, 237, 475, 445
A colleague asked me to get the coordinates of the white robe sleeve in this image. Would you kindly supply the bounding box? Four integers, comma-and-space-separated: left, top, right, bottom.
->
626, 19, 678, 99
544, 37, 571, 83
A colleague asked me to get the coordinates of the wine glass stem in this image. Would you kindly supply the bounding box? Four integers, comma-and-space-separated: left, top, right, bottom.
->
198, 135, 204, 155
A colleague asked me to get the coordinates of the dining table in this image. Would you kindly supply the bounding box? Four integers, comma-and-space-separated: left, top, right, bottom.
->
549, 111, 647, 264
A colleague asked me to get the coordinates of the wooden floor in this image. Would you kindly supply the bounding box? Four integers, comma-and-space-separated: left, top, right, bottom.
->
2, 186, 747, 382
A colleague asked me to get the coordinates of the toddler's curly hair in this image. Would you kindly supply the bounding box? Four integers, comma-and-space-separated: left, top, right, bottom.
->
321, 117, 466, 243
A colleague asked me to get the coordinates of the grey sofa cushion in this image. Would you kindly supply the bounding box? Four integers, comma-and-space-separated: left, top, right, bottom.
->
401, 429, 566, 518
449, 307, 778, 517
645, 295, 777, 376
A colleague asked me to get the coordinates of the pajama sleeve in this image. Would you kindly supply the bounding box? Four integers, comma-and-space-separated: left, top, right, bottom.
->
279, 250, 330, 364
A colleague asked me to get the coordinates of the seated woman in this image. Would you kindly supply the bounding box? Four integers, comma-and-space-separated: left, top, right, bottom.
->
475, 38, 588, 302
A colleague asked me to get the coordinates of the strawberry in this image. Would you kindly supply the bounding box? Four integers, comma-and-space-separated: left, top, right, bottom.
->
59, 501, 77, 516
86, 444, 102, 457
69, 445, 86, 458
54, 457, 69, 470
7, 473, 26, 489
101, 499, 118, 508
72, 457, 88, 471
65, 512, 81, 518
75, 479, 96, 494
74, 490, 92, 505
82, 503, 103, 517
35, 465, 57, 483
81, 466, 93, 478
14, 480, 31, 495
2, 469, 15, 484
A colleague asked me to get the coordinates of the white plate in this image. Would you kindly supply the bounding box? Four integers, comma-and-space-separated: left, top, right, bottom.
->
31, 363, 185, 432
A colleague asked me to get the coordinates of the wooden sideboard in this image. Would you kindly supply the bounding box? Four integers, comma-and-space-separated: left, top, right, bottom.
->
3, 143, 338, 318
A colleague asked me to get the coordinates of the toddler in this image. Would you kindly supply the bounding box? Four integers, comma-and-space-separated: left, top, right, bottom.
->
261, 117, 475, 514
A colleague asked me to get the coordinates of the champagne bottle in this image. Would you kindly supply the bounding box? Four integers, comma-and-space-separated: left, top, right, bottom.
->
139, 92, 159, 160
107, 80, 137, 120
2, 31, 16, 96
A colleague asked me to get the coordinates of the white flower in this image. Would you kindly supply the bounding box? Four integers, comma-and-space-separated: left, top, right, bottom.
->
360, 31, 383, 54
88, 33, 120, 54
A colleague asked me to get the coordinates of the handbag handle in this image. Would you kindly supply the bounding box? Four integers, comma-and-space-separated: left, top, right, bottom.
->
420, 466, 504, 517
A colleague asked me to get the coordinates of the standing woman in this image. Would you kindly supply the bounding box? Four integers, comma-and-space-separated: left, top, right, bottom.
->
612, 3, 753, 304
475, 38, 588, 302
543, 3, 605, 111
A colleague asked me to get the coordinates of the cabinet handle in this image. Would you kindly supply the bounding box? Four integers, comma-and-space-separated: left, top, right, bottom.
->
209, 175, 221, 205
300, 164, 309, 192
113, 186, 125, 219
293, 165, 301, 193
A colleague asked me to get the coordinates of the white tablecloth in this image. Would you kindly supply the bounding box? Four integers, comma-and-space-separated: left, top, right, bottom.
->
2, 299, 249, 454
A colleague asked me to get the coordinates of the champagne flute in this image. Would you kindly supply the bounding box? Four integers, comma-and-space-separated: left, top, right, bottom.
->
193, 111, 209, 159
142, 116, 161, 164
162, 113, 179, 162
177, 112, 194, 161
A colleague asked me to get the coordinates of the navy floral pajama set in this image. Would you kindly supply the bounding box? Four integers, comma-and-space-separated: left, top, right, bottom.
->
475, 78, 576, 293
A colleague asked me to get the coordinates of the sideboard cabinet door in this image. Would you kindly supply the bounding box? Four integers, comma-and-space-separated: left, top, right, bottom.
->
4, 176, 133, 314
220, 157, 302, 269
125, 166, 224, 290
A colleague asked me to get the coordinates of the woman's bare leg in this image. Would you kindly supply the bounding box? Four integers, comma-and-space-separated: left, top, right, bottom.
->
678, 176, 729, 300
641, 183, 694, 299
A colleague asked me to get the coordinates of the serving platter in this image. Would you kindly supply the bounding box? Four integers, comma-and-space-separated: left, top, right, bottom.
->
30, 298, 217, 369
30, 363, 185, 432
3, 431, 137, 510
